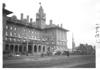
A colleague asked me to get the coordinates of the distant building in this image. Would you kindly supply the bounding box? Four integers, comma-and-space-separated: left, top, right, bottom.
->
76, 44, 95, 55
3, 3, 69, 55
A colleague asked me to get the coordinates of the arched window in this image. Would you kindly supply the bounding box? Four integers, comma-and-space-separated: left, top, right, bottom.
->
34, 45, 37, 52
10, 45, 14, 52
19, 45, 22, 53
24, 46, 26, 51
28, 45, 32, 53
15, 45, 18, 52
39, 46, 41, 52
5, 44, 9, 51
43, 46, 45, 52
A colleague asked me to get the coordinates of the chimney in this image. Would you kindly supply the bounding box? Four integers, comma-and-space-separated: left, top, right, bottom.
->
61, 24, 63, 28
57, 24, 59, 27
50, 20, 52, 25
21, 13, 23, 20
27, 15, 29, 23
30, 18, 33, 23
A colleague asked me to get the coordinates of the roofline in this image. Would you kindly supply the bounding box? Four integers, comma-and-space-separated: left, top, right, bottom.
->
7, 17, 44, 31
45, 26, 69, 32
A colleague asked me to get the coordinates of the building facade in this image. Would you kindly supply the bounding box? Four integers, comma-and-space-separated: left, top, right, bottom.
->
3, 3, 69, 55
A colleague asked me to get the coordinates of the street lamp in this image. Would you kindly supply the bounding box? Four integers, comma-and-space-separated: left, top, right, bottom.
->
26, 38, 28, 56
24, 22, 29, 56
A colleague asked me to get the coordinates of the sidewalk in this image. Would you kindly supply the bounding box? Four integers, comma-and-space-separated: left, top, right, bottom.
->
51, 60, 93, 68
3, 55, 68, 64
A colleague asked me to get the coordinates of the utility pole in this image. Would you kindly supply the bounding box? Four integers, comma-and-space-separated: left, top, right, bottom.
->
25, 24, 29, 56
72, 33, 75, 53
26, 38, 28, 56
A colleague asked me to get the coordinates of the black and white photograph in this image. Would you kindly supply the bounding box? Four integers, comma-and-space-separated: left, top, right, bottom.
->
1, 0, 100, 68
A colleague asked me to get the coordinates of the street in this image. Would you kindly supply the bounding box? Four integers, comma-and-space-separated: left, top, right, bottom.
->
3, 55, 95, 68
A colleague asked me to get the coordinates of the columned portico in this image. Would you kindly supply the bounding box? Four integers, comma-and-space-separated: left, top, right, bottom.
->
31, 44, 47, 54
4, 43, 48, 55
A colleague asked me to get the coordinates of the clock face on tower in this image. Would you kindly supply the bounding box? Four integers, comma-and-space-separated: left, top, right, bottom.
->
36, 13, 46, 21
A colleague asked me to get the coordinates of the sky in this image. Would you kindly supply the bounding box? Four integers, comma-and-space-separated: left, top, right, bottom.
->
1, 0, 100, 49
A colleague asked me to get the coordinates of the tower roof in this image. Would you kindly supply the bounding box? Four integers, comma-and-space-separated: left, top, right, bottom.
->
38, 3, 44, 13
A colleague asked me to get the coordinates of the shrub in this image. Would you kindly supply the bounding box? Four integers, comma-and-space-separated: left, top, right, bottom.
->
62, 51, 67, 55
46, 51, 52, 56
41, 53, 44, 57
55, 51, 61, 55
3, 50, 11, 54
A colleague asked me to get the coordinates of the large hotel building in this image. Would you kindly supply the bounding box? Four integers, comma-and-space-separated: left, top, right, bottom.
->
3, 3, 69, 55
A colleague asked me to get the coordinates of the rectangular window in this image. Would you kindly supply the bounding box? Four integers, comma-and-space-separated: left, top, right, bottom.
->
14, 38, 16, 42
32, 31, 33, 34
10, 26, 12, 30
29, 30, 30, 33
5, 31, 8, 36
10, 38, 12, 41
6, 26, 8, 29
23, 39, 26, 42
35, 36, 37, 40
29, 36, 31, 39
32, 36, 33, 38
5, 37, 7, 41
14, 33, 16, 37
35, 32, 36, 34
14, 27, 16, 31
10, 32, 12, 36
18, 39, 20, 41
18, 34, 20, 37
37, 32, 39, 35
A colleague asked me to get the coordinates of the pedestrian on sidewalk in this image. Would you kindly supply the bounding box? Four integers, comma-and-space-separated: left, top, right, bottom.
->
67, 51, 69, 57
41, 52, 44, 57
